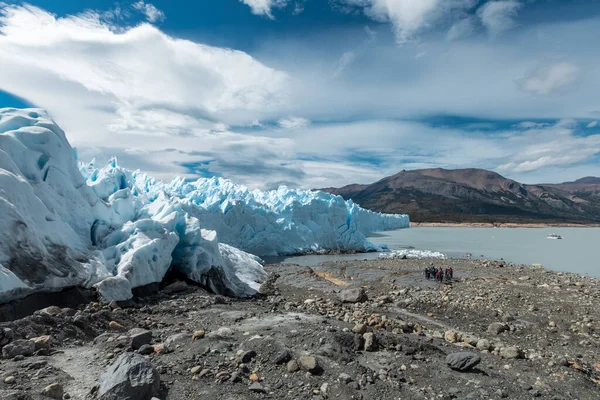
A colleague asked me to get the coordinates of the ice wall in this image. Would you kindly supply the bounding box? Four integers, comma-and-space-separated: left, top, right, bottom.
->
0, 108, 409, 304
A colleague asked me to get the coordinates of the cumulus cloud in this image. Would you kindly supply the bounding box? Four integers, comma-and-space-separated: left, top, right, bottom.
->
132, 1, 165, 23
278, 116, 310, 130
240, 0, 290, 19
517, 61, 580, 96
477, 0, 522, 36
587, 121, 598, 128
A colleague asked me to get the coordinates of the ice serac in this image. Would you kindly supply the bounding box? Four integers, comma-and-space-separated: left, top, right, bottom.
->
0, 108, 409, 304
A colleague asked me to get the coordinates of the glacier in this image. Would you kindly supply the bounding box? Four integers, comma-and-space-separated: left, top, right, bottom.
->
0, 108, 409, 303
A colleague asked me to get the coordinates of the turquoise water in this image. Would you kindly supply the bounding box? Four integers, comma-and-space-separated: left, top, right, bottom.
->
273, 227, 600, 277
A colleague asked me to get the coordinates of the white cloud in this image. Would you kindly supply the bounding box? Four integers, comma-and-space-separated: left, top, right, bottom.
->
496, 121, 600, 173
477, 0, 522, 36
337, 0, 477, 44
517, 61, 580, 96
333, 51, 356, 77
278, 116, 310, 130
587, 121, 598, 128
240, 0, 290, 19
447, 16, 476, 40
132, 1, 165, 23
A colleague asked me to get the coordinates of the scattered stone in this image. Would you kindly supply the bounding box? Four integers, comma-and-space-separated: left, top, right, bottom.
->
108, 321, 124, 331
190, 366, 202, 374
444, 330, 460, 343
273, 349, 291, 365
363, 332, 376, 351
2, 339, 35, 359
138, 345, 154, 355
476, 339, 491, 351
338, 287, 368, 303
446, 352, 482, 372
338, 373, 353, 384
128, 329, 152, 350
4, 376, 15, 384
240, 350, 257, 364
30, 335, 53, 351
0, 328, 14, 346
248, 382, 265, 393
352, 324, 368, 334
165, 333, 188, 348
298, 356, 322, 375
249, 373, 259, 382
98, 353, 160, 400
41, 383, 64, 399
286, 360, 300, 373
500, 347, 523, 359
192, 330, 205, 341
487, 322, 508, 335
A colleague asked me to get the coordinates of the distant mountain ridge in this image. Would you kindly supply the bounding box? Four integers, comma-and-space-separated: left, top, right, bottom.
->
321, 168, 600, 224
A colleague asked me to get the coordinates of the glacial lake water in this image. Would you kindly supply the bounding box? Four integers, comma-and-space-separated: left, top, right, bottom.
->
273, 227, 600, 278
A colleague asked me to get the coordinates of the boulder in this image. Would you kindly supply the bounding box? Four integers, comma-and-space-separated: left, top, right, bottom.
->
2, 340, 35, 359
164, 333, 189, 348
476, 339, 491, 351
98, 353, 160, 400
128, 329, 152, 350
446, 352, 481, 372
338, 288, 368, 303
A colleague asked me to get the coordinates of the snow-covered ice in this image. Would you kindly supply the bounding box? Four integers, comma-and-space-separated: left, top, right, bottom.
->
0, 108, 409, 303
378, 249, 446, 259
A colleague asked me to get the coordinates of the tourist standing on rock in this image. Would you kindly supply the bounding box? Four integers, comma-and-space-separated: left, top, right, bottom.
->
449, 267, 453, 279
425, 268, 430, 280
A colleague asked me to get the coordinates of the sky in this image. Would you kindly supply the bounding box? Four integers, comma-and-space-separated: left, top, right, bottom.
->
1, 0, 600, 189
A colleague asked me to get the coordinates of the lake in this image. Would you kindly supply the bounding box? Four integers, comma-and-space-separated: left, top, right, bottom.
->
273, 227, 600, 278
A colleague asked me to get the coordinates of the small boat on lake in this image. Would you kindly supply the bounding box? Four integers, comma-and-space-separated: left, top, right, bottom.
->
546, 233, 563, 240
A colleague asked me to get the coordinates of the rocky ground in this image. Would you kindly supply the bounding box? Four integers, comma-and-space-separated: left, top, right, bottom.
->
0, 257, 598, 400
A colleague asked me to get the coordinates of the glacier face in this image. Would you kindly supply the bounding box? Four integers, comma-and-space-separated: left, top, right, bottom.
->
0, 108, 409, 303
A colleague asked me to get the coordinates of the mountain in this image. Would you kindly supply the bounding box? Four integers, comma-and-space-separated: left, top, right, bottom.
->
321, 168, 600, 224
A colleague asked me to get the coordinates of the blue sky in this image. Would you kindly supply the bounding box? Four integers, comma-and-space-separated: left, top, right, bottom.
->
1, 0, 600, 189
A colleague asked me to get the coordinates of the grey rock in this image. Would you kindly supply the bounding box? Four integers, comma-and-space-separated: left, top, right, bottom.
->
164, 333, 188, 348
0, 328, 14, 346
41, 383, 63, 400
138, 345, 154, 355
487, 322, 508, 335
240, 350, 257, 364
363, 332, 377, 352
2, 340, 35, 359
273, 349, 291, 365
248, 382, 265, 393
286, 360, 300, 373
338, 373, 353, 384
98, 353, 160, 400
128, 329, 152, 350
339, 288, 368, 303
500, 346, 523, 359
298, 356, 322, 375
446, 352, 482, 372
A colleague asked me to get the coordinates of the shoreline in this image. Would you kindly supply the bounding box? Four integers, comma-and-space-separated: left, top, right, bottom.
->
410, 221, 600, 228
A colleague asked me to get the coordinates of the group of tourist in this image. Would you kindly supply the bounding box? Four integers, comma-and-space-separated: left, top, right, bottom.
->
424, 264, 453, 282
